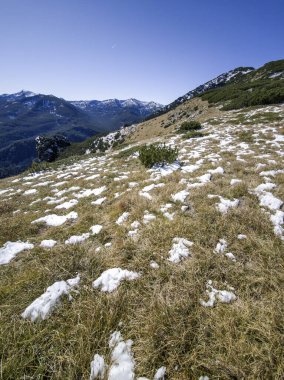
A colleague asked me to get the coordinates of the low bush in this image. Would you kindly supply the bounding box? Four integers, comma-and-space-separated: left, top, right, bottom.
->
179, 120, 202, 132
138, 144, 178, 168
28, 160, 51, 173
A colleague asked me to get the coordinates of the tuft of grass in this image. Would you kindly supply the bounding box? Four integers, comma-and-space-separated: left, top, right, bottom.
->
237, 130, 254, 143
182, 130, 206, 139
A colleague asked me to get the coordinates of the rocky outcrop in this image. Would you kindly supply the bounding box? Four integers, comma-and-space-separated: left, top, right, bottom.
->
35, 135, 71, 162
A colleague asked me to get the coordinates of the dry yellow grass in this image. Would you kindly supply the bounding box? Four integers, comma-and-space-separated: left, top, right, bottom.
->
0, 103, 283, 379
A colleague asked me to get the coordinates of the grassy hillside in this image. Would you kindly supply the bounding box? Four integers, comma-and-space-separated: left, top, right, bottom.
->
0, 101, 283, 379
201, 60, 284, 110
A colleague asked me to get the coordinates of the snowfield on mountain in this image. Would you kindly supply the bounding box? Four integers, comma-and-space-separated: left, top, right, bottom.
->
0, 99, 283, 379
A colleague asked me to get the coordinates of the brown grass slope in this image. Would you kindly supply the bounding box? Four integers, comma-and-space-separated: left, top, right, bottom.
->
0, 102, 283, 379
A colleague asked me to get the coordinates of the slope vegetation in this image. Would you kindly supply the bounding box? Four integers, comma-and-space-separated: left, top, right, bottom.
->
0, 100, 283, 379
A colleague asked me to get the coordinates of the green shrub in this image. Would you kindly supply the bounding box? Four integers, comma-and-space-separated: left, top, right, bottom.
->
138, 144, 178, 168
183, 131, 205, 139
179, 120, 202, 132
28, 160, 51, 173
201, 76, 284, 110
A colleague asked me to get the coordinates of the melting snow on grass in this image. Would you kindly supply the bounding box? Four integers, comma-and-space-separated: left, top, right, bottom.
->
253, 182, 284, 239
90, 331, 135, 380
0, 241, 34, 265
40, 239, 57, 248
128, 221, 141, 237
55, 199, 78, 210
214, 239, 227, 254
200, 280, 237, 307
91, 197, 107, 205
21, 274, 80, 321
116, 212, 130, 225
108, 331, 135, 380
23, 189, 38, 195
90, 225, 103, 234
160, 203, 175, 220
74, 186, 107, 198
258, 192, 283, 211
168, 237, 193, 263
171, 189, 189, 203
65, 233, 90, 245
270, 211, 284, 240
32, 211, 78, 227
153, 367, 167, 379
93, 268, 140, 292
208, 195, 239, 214
150, 161, 181, 179
90, 354, 106, 379
143, 211, 156, 224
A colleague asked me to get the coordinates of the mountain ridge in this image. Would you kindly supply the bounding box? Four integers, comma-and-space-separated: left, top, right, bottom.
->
0, 92, 162, 178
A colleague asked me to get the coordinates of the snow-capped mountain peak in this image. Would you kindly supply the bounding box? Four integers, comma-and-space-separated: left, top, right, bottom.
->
1, 90, 37, 101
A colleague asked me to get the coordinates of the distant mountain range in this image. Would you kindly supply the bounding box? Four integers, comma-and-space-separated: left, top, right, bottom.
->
0, 92, 162, 178
0, 59, 283, 178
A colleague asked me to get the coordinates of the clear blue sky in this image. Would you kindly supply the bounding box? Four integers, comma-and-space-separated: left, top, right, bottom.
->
0, 0, 283, 104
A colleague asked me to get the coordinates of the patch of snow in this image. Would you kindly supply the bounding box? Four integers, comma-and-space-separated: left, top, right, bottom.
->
21, 274, 80, 321
142, 183, 165, 192
200, 280, 237, 307
237, 234, 247, 239
0, 241, 34, 265
85, 174, 100, 181
225, 252, 236, 262
150, 261, 159, 269
181, 164, 200, 173
23, 189, 37, 195
108, 331, 135, 380
208, 166, 224, 174
259, 169, 284, 177
74, 186, 107, 198
65, 233, 90, 245
270, 210, 284, 239
40, 239, 57, 248
93, 268, 140, 292
90, 225, 103, 234
143, 211, 156, 224
171, 189, 189, 203
116, 212, 130, 225
198, 173, 212, 183
91, 197, 107, 205
150, 161, 181, 178
128, 181, 139, 189
32, 211, 78, 227
254, 183, 276, 193
90, 354, 106, 379
55, 199, 78, 210
131, 221, 140, 229
139, 191, 153, 200
214, 239, 227, 254
258, 192, 283, 211
154, 366, 166, 380
230, 179, 242, 185
168, 237, 193, 263
216, 197, 239, 214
